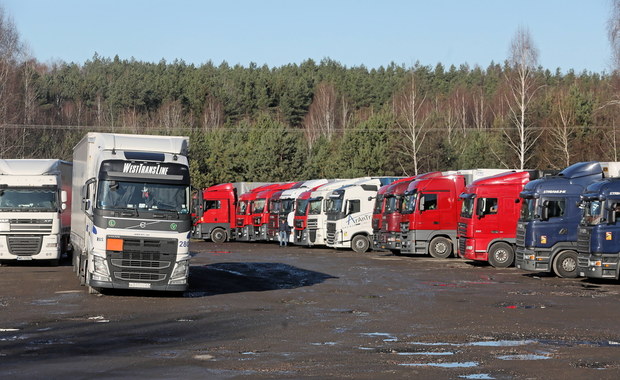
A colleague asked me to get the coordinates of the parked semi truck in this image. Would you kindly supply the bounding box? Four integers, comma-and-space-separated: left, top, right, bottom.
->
325, 177, 402, 253
192, 182, 270, 243
372, 176, 420, 253
577, 177, 620, 279
457, 170, 550, 268
0, 159, 72, 265
293, 179, 356, 247
515, 162, 620, 278
235, 183, 281, 241
71, 133, 191, 293
399, 169, 509, 258
251, 182, 298, 241
267, 179, 329, 242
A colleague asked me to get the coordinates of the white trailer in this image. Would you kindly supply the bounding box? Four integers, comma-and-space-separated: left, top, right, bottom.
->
325, 177, 402, 253
71, 133, 191, 293
0, 159, 71, 265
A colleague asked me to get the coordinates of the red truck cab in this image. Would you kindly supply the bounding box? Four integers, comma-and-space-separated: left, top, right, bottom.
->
236, 184, 281, 241
457, 171, 546, 267
372, 176, 417, 253
251, 182, 298, 241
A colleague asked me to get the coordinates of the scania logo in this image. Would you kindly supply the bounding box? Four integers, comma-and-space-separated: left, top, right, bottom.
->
140, 222, 147, 228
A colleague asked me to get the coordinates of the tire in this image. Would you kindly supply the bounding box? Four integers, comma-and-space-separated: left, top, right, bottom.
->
211, 228, 227, 243
429, 237, 453, 259
488, 242, 515, 268
390, 249, 402, 256
552, 250, 578, 278
352, 235, 370, 253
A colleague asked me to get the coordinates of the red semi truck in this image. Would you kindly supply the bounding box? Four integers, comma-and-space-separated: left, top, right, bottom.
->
399, 169, 509, 258
371, 176, 418, 253
457, 171, 548, 267
236, 183, 283, 241
251, 182, 299, 241
192, 182, 271, 243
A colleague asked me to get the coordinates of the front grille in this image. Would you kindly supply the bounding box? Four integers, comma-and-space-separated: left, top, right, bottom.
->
458, 237, 467, 256
372, 218, 380, 230
515, 224, 526, 247
108, 237, 177, 283
326, 222, 336, 244
8, 235, 42, 255
577, 227, 591, 254
307, 218, 318, 229
8, 219, 53, 234
457, 223, 467, 238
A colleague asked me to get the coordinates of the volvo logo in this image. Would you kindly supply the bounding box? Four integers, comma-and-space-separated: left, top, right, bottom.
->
140, 222, 147, 229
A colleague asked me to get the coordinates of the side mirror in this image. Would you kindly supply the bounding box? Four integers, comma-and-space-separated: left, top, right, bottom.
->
541, 200, 549, 221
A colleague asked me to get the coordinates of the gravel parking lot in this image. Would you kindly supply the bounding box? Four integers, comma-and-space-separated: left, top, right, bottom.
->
1, 241, 620, 379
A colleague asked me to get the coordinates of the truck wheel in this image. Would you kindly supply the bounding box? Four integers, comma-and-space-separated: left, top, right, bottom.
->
390, 249, 402, 256
553, 250, 578, 278
211, 228, 227, 243
352, 235, 370, 253
488, 242, 514, 268
429, 237, 452, 259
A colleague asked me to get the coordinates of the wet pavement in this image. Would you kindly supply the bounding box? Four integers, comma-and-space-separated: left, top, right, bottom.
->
1, 241, 620, 379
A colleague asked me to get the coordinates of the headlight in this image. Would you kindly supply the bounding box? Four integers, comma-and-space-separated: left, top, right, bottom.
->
93, 255, 109, 277
170, 260, 189, 283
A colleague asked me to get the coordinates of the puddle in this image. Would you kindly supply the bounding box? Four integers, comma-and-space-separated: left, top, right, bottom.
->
460, 375, 494, 379
151, 350, 181, 358
397, 351, 454, 356
0, 328, 20, 332
361, 332, 398, 342
400, 361, 479, 368
497, 354, 551, 360
31, 299, 58, 306
311, 342, 337, 346
207, 251, 231, 254
88, 316, 109, 323
466, 340, 536, 347
54, 290, 82, 294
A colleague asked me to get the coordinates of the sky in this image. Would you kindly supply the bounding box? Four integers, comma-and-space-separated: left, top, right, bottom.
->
0, 0, 613, 74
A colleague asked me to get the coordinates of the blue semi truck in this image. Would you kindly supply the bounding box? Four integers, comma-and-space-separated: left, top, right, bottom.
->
577, 177, 620, 279
515, 162, 620, 278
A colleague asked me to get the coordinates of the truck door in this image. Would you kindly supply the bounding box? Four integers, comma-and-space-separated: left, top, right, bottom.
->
416, 192, 440, 231
203, 200, 224, 223
476, 197, 499, 240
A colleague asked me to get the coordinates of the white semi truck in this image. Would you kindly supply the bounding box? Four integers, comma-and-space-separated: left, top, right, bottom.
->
0, 159, 72, 265
325, 177, 402, 253
71, 133, 191, 293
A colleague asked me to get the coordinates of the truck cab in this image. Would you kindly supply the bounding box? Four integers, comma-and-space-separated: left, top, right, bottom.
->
578, 178, 620, 279
372, 176, 418, 253
325, 177, 402, 253
458, 171, 548, 267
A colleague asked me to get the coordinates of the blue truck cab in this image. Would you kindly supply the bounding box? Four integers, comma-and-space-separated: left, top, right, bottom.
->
577, 178, 620, 279
515, 162, 620, 278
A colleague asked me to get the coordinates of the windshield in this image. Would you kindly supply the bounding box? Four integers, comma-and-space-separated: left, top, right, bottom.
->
385, 196, 399, 214
239, 200, 248, 215
269, 199, 280, 214
253, 199, 266, 214
400, 192, 417, 214
295, 199, 308, 216
461, 197, 474, 218
0, 187, 58, 211
582, 200, 603, 226
308, 199, 322, 215
373, 194, 384, 214
281, 199, 295, 213
520, 198, 537, 221
325, 197, 344, 214
97, 180, 189, 213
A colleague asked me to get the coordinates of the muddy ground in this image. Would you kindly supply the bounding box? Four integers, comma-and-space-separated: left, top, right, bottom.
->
1, 241, 620, 379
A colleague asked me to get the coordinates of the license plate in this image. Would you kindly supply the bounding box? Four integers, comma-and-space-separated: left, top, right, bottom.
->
16, 256, 32, 261
128, 282, 151, 289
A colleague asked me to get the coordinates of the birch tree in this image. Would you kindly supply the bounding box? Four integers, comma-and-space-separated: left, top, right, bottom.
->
393, 73, 430, 175
504, 26, 541, 169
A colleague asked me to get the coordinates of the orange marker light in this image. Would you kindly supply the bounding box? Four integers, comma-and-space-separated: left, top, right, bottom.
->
107, 238, 124, 252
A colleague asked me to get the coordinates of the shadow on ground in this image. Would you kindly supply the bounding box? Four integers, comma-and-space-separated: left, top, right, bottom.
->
188, 262, 338, 296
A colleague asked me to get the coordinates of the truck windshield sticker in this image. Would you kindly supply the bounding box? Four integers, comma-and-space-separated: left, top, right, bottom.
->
123, 163, 169, 175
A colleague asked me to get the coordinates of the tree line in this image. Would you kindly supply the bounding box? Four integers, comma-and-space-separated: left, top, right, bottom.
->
1, 8, 619, 189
